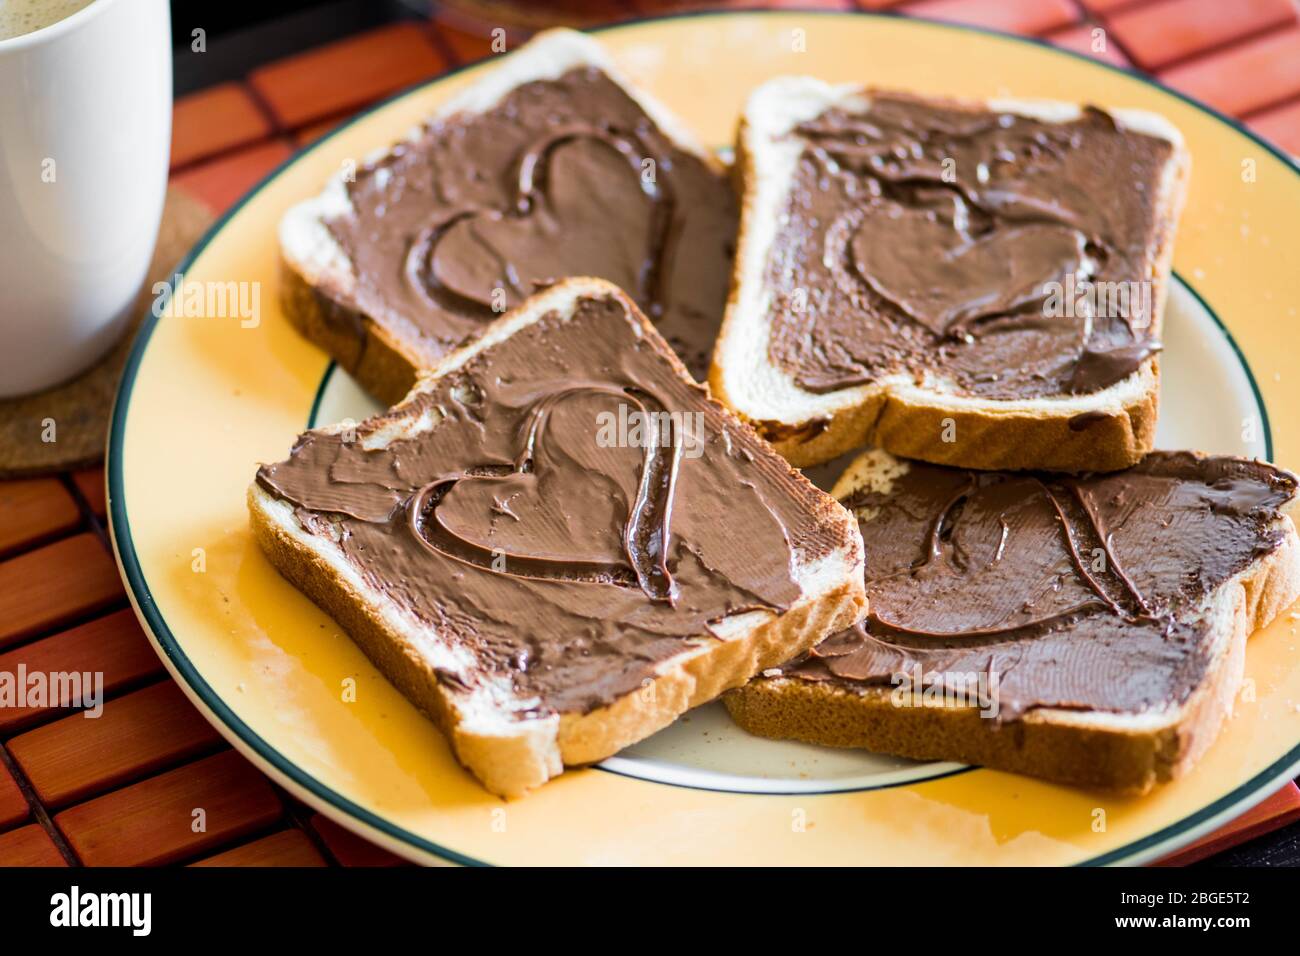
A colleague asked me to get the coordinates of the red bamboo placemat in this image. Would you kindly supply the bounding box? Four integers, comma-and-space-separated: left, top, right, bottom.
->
2, 0, 1299, 867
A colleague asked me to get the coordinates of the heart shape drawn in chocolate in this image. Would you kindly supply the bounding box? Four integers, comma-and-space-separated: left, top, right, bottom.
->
844, 196, 1087, 338
406, 383, 690, 604
404, 125, 676, 323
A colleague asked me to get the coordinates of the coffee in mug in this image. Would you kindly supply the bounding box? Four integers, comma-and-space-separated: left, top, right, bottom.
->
0, 0, 97, 41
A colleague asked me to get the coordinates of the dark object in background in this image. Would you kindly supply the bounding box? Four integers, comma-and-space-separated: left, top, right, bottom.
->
435, 0, 635, 32
170, 0, 328, 44
169, 1, 705, 93
170, 0, 429, 93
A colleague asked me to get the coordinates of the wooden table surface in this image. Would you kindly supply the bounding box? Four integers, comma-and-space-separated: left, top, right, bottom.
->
2, 0, 1300, 868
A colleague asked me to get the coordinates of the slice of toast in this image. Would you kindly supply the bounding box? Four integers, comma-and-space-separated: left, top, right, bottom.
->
250, 278, 866, 797
725, 448, 1300, 793
280, 27, 737, 406
711, 79, 1191, 472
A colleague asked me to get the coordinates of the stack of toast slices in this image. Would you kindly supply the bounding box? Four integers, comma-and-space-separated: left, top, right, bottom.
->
252, 29, 1300, 798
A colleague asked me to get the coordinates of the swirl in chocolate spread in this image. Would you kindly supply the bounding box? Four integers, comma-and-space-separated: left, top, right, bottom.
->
257, 295, 836, 717
765, 94, 1176, 398
780, 453, 1296, 720
324, 68, 737, 380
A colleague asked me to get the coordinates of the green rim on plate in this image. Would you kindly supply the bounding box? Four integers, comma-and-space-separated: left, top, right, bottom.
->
108, 8, 1300, 867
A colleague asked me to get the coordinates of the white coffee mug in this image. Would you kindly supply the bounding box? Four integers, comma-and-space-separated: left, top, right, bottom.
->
0, 0, 171, 397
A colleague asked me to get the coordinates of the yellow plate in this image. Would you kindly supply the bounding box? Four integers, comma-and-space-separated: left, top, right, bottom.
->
109, 10, 1300, 865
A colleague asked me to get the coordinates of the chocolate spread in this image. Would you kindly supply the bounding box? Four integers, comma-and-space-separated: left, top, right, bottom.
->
257, 293, 843, 717
325, 67, 737, 381
765, 94, 1175, 398
779, 452, 1296, 719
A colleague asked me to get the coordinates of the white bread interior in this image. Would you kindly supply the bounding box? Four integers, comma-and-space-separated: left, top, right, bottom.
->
710, 77, 1192, 472
725, 448, 1300, 793
249, 277, 867, 798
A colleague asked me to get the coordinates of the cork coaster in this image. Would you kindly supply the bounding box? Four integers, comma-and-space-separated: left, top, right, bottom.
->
0, 188, 215, 478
